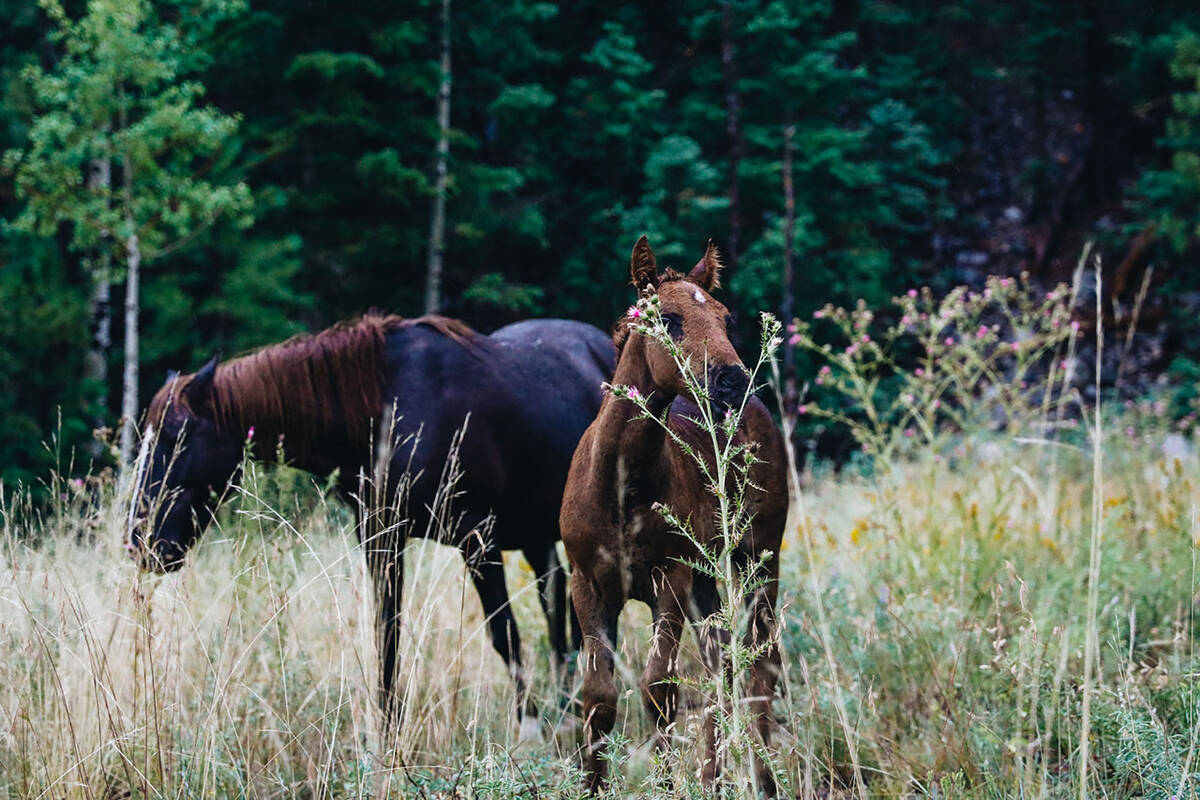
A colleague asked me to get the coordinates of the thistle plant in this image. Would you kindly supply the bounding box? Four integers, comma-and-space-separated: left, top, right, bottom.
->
609, 289, 784, 793
789, 272, 1081, 465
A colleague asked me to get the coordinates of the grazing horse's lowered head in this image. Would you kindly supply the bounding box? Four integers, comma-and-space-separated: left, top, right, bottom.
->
129, 357, 242, 573
616, 235, 750, 415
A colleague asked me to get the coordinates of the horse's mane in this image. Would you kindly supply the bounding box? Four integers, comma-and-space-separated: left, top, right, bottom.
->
166, 313, 483, 461
612, 269, 690, 356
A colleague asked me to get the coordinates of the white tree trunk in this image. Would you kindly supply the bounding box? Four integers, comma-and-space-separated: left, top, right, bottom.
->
424, 0, 451, 315
118, 231, 140, 467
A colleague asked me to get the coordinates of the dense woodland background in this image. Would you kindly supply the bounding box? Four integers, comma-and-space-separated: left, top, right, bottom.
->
2, 0, 1199, 486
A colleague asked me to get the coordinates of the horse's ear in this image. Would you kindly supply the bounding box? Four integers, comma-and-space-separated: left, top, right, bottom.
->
688, 238, 723, 292
630, 235, 658, 290
184, 354, 219, 415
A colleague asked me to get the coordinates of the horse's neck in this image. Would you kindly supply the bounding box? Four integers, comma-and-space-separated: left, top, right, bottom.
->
216, 367, 373, 477
595, 342, 675, 479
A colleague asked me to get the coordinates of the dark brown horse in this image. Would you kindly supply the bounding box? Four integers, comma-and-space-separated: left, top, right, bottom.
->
129, 313, 614, 730
560, 238, 788, 792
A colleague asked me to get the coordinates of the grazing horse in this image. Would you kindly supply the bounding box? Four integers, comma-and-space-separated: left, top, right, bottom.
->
560, 237, 788, 793
129, 313, 614, 729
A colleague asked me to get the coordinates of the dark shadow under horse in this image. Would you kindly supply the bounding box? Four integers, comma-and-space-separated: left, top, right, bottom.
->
129, 313, 614, 729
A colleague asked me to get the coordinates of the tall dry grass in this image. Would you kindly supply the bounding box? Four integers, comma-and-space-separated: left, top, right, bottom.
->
4, 270, 1200, 796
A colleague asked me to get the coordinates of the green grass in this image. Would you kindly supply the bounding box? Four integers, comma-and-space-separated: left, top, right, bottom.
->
2, 424, 1199, 797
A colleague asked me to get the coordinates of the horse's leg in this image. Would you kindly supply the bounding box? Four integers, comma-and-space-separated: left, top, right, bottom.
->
640, 566, 688, 755
688, 571, 731, 788
365, 535, 405, 742
467, 551, 534, 725
523, 543, 571, 694
742, 553, 782, 797
574, 575, 620, 793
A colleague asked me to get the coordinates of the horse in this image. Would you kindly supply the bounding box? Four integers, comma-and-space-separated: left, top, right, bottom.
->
128, 312, 615, 732
560, 237, 788, 793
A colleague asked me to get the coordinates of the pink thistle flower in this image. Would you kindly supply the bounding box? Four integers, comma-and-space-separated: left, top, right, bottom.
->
904, 428, 915, 438
932, 399, 941, 409
845, 344, 858, 356
901, 315, 912, 325
789, 334, 802, 346
976, 325, 988, 339
1070, 320, 1080, 332
861, 334, 871, 343
915, 367, 925, 377
813, 309, 825, 319
944, 336, 955, 346
628, 386, 641, 401
247, 426, 255, 440
819, 365, 832, 375
787, 322, 797, 334
907, 288, 918, 298
627, 306, 641, 319
798, 404, 809, 415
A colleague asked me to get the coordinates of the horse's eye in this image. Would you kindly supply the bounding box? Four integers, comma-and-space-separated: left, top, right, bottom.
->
725, 314, 742, 347
662, 313, 684, 340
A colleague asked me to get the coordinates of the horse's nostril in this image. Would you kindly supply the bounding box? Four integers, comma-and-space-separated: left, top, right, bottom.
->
714, 366, 748, 393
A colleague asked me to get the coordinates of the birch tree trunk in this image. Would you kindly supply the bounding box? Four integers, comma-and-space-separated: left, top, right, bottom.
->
424, 0, 452, 315
118, 229, 140, 466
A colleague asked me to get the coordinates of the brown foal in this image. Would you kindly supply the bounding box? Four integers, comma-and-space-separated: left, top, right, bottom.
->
561, 236, 788, 793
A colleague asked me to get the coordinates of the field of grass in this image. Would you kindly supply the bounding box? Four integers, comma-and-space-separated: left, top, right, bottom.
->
2, 412, 1199, 798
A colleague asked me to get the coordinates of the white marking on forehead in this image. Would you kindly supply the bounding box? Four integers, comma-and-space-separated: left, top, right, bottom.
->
693, 288, 706, 304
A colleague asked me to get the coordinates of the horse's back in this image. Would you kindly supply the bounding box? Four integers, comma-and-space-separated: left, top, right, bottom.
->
490, 319, 615, 383
488, 319, 614, 454
383, 318, 613, 547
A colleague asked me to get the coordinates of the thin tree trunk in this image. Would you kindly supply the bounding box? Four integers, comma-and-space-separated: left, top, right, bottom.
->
781, 124, 797, 405
721, 0, 744, 272
119, 230, 140, 466
85, 156, 112, 457
424, 0, 452, 315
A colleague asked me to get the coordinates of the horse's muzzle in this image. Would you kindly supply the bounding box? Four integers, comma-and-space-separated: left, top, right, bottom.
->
709, 364, 750, 409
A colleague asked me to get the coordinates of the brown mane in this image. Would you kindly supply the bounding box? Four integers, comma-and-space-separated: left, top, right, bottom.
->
153, 313, 483, 462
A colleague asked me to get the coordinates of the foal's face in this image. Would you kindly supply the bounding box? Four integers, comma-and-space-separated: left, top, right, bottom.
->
648, 281, 748, 408
626, 236, 750, 412
129, 359, 241, 573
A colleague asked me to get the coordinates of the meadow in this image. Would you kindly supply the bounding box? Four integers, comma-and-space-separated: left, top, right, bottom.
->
2, 412, 1197, 798
3, 277, 1199, 798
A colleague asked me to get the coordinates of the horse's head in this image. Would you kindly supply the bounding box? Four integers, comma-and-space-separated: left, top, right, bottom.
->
129, 356, 242, 573
619, 235, 749, 413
